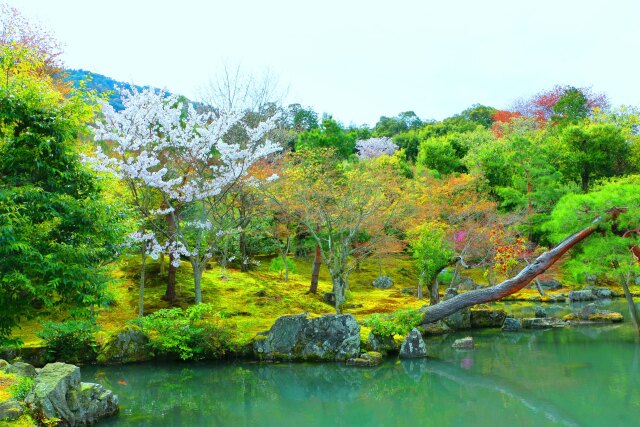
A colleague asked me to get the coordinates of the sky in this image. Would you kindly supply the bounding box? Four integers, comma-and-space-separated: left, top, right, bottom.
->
8, 0, 640, 126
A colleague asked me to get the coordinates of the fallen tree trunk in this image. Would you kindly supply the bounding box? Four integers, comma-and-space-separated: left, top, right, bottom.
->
420, 208, 625, 324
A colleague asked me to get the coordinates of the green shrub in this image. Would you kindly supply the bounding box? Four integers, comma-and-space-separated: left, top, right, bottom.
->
9, 376, 34, 400
134, 304, 233, 360
364, 308, 422, 336
37, 320, 100, 363
269, 257, 297, 277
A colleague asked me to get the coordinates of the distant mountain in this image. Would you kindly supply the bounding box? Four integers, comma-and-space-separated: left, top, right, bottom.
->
64, 69, 165, 111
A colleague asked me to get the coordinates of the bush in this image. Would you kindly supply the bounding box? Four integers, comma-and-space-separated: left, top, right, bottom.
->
37, 320, 100, 363
364, 309, 422, 337
9, 376, 34, 400
134, 304, 233, 360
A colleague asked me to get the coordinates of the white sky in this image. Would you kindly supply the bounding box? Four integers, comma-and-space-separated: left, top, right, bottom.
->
9, 0, 640, 126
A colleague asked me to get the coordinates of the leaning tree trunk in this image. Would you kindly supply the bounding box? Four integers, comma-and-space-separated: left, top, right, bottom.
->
420, 210, 622, 324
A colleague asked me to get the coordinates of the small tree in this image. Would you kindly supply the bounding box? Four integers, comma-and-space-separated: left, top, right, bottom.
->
410, 222, 454, 302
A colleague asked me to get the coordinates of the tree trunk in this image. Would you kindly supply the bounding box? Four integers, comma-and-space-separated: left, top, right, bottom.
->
239, 230, 249, 272
332, 275, 345, 314
163, 253, 177, 302
420, 213, 612, 324
417, 273, 424, 300
621, 271, 640, 335
581, 171, 590, 193
193, 261, 203, 304
139, 250, 146, 318
430, 277, 440, 305
163, 211, 177, 302
309, 242, 321, 294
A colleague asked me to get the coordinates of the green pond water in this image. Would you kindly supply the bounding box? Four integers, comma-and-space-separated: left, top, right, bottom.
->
85, 300, 640, 427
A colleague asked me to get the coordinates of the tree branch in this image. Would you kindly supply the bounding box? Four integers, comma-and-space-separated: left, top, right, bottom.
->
420, 209, 623, 324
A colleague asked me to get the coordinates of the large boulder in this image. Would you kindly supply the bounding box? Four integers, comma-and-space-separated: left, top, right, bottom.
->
254, 313, 360, 361
97, 325, 151, 364
25, 362, 118, 426
470, 308, 507, 328
568, 290, 596, 301
371, 276, 393, 289
399, 328, 427, 359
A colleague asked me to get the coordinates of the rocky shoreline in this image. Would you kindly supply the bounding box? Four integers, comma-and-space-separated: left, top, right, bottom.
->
0, 360, 118, 426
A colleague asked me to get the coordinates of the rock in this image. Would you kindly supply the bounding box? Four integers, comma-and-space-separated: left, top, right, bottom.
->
588, 311, 624, 323
457, 277, 477, 291
443, 308, 471, 330
255, 289, 267, 297
399, 328, 427, 359
568, 290, 596, 301
563, 307, 624, 323
534, 306, 547, 318
439, 288, 471, 330
0, 399, 23, 421
502, 317, 522, 332
2, 361, 37, 378
422, 320, 451, 335
594, 287, 613, 299
0, 359, 8, 370
25, 362, 119, 426
452, 337, 475, 350
371, 276, 393, 289
579, 303, 598, 320
323, 292, 336, 306
401, 287, 418, 297
470, 308, 507, 328
253, 313, 360, 361
585, 274, 598, 285
538, 279, 563, 290
521, 318, 567, 329
443, 288, 458, 300
366, 332, 396, 353
346, 351, 383, 367
97, 325, 150, 364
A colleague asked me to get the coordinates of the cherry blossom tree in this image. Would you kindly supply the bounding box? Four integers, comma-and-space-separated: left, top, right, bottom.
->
89, 88, 280, 304
355, 137, 398, 159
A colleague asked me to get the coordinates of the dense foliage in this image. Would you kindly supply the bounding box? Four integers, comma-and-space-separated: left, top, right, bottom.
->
2, 4, 640, 347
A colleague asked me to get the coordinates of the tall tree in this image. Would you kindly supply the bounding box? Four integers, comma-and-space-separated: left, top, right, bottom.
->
560, 123, 630, 192
0, 44, 123, 343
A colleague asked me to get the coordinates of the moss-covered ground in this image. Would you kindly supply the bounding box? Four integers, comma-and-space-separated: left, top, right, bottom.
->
10, 253, 640, 350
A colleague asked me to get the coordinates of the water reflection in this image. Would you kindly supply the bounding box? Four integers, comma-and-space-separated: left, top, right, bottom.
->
87, 300, 640, 427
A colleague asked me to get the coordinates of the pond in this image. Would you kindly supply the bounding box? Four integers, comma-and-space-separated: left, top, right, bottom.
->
84, 300, 640, 426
